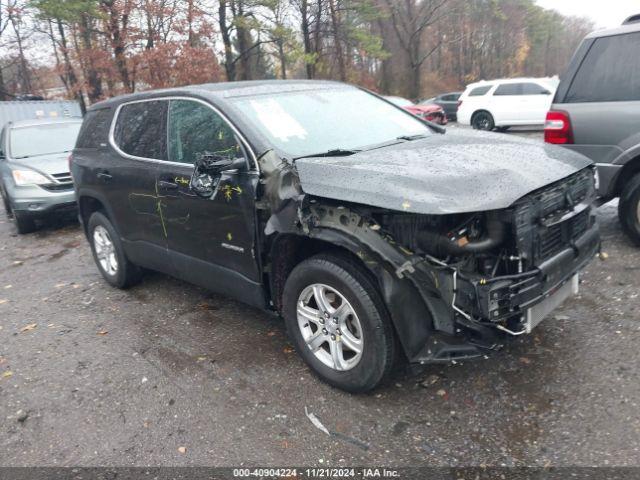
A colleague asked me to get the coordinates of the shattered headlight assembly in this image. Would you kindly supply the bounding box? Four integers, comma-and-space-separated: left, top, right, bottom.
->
12, 169, 50, 186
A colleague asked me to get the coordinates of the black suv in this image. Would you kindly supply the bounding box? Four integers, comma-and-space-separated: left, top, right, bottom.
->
72, 81, 599, 392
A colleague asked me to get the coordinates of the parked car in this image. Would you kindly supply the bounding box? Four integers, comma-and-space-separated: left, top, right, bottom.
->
420, 92, 462, 121
0, 99, 82, 128
0, 118, 82, 233
384, 95, 447, 125
72, 80, 598, 392
546, 16, 640, 244
457, 78, 557, 131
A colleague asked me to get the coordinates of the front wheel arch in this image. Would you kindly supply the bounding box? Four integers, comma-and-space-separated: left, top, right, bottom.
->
270, 229, 435, 363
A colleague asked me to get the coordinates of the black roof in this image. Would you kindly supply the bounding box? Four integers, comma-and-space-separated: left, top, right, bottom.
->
90, 79, 348, 110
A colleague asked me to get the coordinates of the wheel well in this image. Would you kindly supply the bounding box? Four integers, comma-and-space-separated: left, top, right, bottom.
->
613, 156, 640, 197
267, 234, 372, 313
78, 196, 107, 233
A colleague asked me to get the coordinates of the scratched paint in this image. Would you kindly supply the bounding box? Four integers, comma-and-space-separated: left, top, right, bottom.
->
128, 179, 190, 239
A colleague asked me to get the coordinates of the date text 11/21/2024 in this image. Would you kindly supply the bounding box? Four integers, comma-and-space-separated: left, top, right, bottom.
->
232, 468, 401, 478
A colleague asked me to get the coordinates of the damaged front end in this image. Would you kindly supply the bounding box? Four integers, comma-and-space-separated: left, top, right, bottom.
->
259, 150, 600, 364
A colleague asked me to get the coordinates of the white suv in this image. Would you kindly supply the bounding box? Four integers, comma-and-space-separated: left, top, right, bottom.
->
457, 78, 558, 131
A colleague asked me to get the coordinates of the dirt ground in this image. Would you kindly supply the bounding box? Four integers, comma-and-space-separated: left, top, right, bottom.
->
1, 129, 639, 467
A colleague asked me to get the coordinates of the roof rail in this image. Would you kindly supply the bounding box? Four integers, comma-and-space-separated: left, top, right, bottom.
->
623, 13, 640, 25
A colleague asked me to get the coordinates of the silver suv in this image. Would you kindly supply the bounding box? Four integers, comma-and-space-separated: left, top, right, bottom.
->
546, 14, 640, 244
0, 118, 81, 233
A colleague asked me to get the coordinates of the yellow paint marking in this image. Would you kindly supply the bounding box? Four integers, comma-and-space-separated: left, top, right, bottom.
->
221, 184, 243, 201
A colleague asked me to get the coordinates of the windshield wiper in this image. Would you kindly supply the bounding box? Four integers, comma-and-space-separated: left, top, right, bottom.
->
294, 148, 361, 160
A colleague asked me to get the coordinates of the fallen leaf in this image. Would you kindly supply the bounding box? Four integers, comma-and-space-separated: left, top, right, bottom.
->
519, 357, 531, 365
4, 285, 12, 289
55, 283, 66, 288
283, 346, 294, 354
196, 356, 207, 362
267, 331, 276, 337
97, 330, 108, 335
13, 261, 23, 266
2, 371, 13, 378
420, 374, 440, 388
177, 446, 186, 454
0, 299, 8, 305
436, 389, 447, 397
21, 323, 37, 332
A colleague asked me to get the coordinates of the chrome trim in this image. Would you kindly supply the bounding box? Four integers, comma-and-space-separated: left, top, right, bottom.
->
108, 96, 258, 171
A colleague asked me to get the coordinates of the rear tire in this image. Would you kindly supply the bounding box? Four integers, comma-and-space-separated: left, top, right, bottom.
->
88, 211, 142, 288
618, 173, 640, 245
471, 111, 495, 131
282, 253, 396, 392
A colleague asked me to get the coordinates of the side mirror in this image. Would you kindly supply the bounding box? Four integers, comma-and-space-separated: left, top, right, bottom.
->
190, 152, 246, 198
194, 152, 246, 174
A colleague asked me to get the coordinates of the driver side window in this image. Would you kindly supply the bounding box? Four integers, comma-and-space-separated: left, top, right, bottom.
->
168, 99, 243, 164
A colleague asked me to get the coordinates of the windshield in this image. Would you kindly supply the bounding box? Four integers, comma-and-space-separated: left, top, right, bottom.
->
230, 88, 430, 158
9, 122, 82, 159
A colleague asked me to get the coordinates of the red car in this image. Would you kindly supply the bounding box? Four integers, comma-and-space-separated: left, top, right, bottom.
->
384, 95, 448, 125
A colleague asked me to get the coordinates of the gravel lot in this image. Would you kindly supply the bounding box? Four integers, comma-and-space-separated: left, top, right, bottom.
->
1, 128, 639, 467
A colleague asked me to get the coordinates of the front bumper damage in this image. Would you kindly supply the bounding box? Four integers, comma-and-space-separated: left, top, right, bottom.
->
258, 151, 600, 365
307, 202, 599, 364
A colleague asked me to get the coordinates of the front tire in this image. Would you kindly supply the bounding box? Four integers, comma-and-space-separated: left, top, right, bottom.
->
618, 173, 640, 245
471, 111, 495, 131
13, 212, 36, 234
88, 211, 141, 288
1, 185, 12, 217
282, 253, 396, 392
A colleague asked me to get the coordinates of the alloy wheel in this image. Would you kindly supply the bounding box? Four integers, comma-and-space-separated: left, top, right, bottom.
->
93, 225, 118, 276
296, 283, 363, 371
474, 113, 491, 130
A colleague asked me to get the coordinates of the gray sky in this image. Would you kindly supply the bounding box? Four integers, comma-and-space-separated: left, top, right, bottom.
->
536, 0, 639, 28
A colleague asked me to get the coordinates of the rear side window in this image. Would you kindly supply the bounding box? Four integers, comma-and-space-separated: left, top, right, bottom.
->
469, 86, 492, 96
76, 108, 111, 148
494, 83, 523, 96
522, 83, 549, 95
167, 99, 243, 164
113, 100, 168, 160
566, 32, 640, 102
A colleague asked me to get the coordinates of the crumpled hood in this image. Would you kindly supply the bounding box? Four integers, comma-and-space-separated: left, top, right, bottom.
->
295, 129, 593, 214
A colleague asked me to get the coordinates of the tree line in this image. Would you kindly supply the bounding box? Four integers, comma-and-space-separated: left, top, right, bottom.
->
0, 0, 594, 109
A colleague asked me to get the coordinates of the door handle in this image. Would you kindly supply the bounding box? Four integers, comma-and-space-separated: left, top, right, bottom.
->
158, 180, 179, 190
96, 170, 112, 181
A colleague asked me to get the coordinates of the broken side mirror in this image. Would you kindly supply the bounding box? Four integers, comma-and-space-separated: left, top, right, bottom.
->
190, 152, 246, 198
